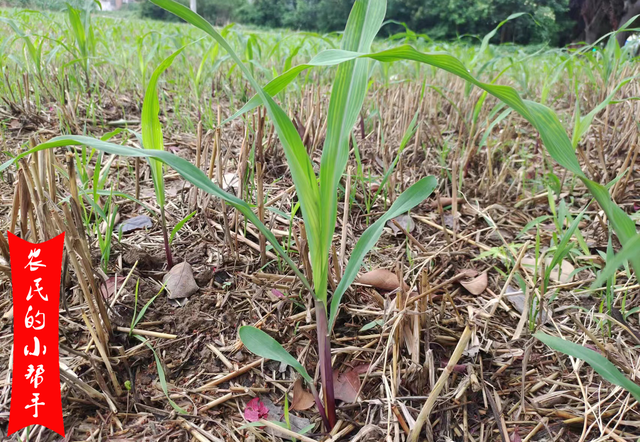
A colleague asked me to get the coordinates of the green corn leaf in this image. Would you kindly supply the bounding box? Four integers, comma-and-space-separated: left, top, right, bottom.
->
135, 335, 188, 413
534, 331, 640, 402
229, 46, 584, 178
571, 77, 636, 148
591, 233, 640, 290
582, 178, 640, 273
474, 13, 525, 66
67, 6, 87, 59
317, 0, 386, 307
544, 207, 587, 287
170, 210, 197, 244
142, 45, 187, 209
239, 326, 312, 384
329, 176, 437, 330
150, 0, 322, 298
0, 135, 312, 293
223, 64, 310, 123
0, 17, 41, 73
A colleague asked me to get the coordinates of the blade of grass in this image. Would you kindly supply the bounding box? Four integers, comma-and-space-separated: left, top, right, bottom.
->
170, 210, 197, 244
238, 326, 311, 383
329, 176, 437, 330
534, 331, 640, 402
134, 335, 188, 413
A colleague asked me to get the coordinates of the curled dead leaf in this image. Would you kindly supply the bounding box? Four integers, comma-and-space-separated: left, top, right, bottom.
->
457, 269, 478, 279
2, 306, 13, 321
290, 378, 315, 411
357, 268, 409, 292
387, 213, 416, 235
222, 172, 239, 193
460, 272, 488, 295
100, 212, 121, 234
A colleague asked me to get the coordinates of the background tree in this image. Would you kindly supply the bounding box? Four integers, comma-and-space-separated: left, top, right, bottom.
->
570, 0, 640, 45
385, 0, 574, 46
11, 0, 637, 47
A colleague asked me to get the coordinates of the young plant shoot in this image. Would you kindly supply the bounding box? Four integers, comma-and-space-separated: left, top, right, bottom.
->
3, 0, 640, 437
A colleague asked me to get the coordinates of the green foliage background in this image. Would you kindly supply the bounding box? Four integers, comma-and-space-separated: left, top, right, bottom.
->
0, 0, 588, 46
139, 0, 575, 46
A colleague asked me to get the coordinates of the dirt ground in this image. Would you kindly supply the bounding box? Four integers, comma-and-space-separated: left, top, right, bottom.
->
1, 76, 640, 442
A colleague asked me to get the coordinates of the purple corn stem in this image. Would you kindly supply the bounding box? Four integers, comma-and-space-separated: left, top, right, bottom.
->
315, 300, 337, 429
160, 207, 174, 269
309, 382, 330, 431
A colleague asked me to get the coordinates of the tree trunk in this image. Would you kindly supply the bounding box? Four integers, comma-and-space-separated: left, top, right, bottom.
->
616, 0, 640, 47
190, 0, 197, 13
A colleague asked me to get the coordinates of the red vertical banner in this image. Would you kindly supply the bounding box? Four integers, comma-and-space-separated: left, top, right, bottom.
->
7, 232, 65, 437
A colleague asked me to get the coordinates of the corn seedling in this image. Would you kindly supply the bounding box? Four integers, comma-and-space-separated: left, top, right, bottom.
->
129, 279, 164, 335
134, 335, 187, 414
3, 1, 640, 437
94, 191, 118, 272
65, 1, 99, 94
139, 44, 190, 269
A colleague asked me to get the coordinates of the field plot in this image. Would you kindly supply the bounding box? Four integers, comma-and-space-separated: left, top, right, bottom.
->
1, 1, 640, 441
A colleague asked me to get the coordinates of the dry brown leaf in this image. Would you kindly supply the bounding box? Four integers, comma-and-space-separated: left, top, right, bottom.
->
333, 369, 360, 403
457, 269, 478, 279
460, 272, 488, 295
357, 268, 409, 292
352, 364, 370, 375
290, 379, 315, 411
163, 262, 199, 299
521, 257, 575, 283
100, 275, 126, 300
260, 397, 312, 437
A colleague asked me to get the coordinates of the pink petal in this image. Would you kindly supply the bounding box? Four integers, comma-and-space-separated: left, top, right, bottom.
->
244, 397, 268, 422
244, 409, 260, 422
